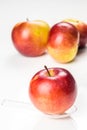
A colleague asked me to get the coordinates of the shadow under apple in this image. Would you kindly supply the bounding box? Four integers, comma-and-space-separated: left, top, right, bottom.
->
33, 115, 77, 130
4, 53, 48, 70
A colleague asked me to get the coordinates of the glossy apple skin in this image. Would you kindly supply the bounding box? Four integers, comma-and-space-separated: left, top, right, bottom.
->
47, 22, 79, 63
29, 67, 77, 115
63, 18, 87, 48
11, 20, 50, 57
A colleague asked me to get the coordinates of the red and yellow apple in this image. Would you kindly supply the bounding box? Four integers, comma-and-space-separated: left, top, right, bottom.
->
63, 18, 87, 48
47, 22, 79, 63
11, 19, 50, 56
29, 66, 77, 115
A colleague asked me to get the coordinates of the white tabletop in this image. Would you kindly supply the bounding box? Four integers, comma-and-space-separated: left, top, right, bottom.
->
0, 0, 87, 130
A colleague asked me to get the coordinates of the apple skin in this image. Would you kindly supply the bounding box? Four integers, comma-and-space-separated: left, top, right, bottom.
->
11, 20, 50, 57
47, 22, 79, 63
29, 67, 77, 115
63, 18, 87, 48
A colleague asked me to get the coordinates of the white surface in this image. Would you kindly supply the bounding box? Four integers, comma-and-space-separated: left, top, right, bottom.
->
0, 0, 87, 130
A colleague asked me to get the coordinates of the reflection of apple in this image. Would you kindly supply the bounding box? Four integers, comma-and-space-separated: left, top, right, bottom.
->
29, 66, 77, 115
34, 116, 76, 130
63, 18, 87, 48
11, 20, 50, 57
47, 22, 79, 63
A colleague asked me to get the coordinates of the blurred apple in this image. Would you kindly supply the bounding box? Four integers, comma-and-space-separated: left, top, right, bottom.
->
29, 66, 77, 115
63, 18, 87, 48
11, 19, 50, 56
47, 22, 79, 63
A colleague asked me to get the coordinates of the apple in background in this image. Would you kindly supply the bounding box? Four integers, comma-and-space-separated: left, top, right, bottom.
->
63, 18, 87, 48
47, 22, 79, 63
11, 19, 50, 57
29, 66, 77, 115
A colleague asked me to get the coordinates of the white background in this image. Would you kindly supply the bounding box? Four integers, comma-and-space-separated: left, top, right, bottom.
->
0, 0, 87, 129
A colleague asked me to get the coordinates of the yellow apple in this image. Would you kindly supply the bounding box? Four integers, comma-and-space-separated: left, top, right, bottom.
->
47, 22, 79, 63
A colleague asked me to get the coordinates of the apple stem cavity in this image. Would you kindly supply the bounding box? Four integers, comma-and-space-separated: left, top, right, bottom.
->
44, 65, 51, 76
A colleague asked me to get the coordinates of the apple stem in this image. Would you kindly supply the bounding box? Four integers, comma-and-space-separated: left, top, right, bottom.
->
26, 18, 29, 22
44, 65, 51, 76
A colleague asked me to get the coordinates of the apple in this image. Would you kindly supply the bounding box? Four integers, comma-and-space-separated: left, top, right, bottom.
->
29, 66, 77, 115
11, 19, 50, 57
47, 22, 79, 63
63, 18, 87, 48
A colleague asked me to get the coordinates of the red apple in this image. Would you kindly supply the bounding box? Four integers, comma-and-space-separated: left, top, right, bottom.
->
11, 19, 50, 56
29, 66, 77, 115
63, 18, 87, 48
47, 22, 79, 63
